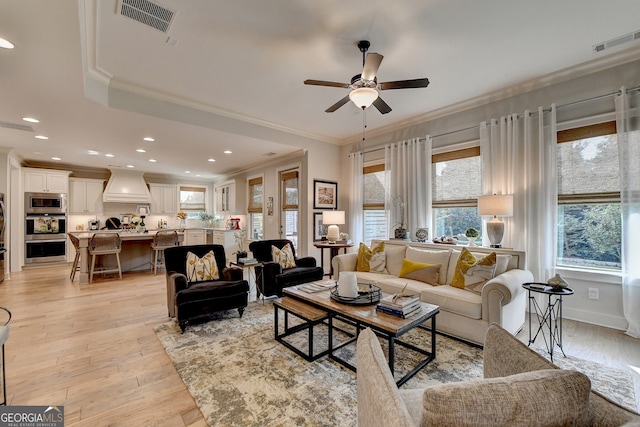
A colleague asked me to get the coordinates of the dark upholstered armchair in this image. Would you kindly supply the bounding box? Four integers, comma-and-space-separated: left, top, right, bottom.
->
249, 239, 323, 298
164, 244, 249, 332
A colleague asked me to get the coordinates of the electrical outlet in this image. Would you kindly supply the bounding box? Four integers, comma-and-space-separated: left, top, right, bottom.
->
588, 288, 599, 300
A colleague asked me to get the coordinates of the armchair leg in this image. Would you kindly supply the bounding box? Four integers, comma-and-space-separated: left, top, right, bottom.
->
179, 320, 187, 333
238, 307, 245, 318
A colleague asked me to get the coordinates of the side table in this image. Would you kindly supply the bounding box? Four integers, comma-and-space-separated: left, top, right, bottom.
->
313, 241, 353, 278
230, 261, 264, 303
522, 282, 574, 362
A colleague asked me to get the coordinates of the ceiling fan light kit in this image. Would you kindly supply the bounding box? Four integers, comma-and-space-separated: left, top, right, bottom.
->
349, 87, 378, 109
304, 40, 430, 114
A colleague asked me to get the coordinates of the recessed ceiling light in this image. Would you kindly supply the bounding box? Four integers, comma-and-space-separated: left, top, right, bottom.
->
148, 159, 157, 163
196, 174, 201, 177
126, 165, 135, 168
105, 153, 114, 158
51, 157, 61, 161
223, 150, 232, 154
136, 149, 146, 153
22, 117, 39, 123
35, 135, 48, 140
184, 170, 191, 174
208, 158, 216, 162
143, 137, 155, 142
0, 38, 14, 49
88, 150, 99, 155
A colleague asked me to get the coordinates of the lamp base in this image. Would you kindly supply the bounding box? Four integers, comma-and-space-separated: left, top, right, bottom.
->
327, 224, 340, 242
486, 217, 505, 248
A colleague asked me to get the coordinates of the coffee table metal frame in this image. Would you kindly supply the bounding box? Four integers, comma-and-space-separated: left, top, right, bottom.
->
284, 285, 439, 387
273, 297, 329, 362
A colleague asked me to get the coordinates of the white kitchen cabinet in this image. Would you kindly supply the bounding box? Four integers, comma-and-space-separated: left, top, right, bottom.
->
212, 229, 237, 263
69, 178, 104, 214
184, 229, 206, 246
23, 168, 70, 193
214, 179, 246, 214
149, 184, 177, 214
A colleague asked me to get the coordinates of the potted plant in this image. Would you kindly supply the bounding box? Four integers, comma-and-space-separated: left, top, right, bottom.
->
393, 196, 408, 240
465, 227, 479, 246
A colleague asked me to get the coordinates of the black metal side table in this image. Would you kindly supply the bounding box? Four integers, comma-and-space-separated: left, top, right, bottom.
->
522, 282, 574, 362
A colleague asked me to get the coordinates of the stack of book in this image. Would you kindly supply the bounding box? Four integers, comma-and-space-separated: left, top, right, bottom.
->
238, 257, 258, 265
376, 294, 421, 318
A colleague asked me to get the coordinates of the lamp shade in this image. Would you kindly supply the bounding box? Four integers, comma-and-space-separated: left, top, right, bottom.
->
322, 210, 345, 225
349, 87, 378, 109
477, 195, 513, 217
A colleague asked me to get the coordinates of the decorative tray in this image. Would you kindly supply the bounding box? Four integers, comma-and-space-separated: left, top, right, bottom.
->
330, 283, 382, 305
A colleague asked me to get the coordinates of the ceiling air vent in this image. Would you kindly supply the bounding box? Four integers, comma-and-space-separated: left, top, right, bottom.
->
0, 120, 34, 132
593, 29, 640, 53
117, 0, 176, 33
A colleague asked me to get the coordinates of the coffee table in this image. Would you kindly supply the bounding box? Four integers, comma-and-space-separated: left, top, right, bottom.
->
284, 285, 439, 387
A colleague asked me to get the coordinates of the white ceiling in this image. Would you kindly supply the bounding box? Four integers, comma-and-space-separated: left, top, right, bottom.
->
1, 0, 640, 179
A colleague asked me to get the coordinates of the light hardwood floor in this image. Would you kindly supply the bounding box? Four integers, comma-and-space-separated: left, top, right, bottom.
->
1, 264, 639, 426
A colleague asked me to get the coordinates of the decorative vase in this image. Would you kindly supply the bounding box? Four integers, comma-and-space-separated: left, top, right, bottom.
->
179, 219, 186, 230
547, 273, 569, 291
394, 227, 407, 240
467, 237, 477, 247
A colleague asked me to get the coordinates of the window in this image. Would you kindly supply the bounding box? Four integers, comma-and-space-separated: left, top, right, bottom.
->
247, 176, 263, 240
431, 147, 482, 242
556, 121, 621, 270
281, 170, 299, 249
179, 185, 206, 218
363, 163, 387, 245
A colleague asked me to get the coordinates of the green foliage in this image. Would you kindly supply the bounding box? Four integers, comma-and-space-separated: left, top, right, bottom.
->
465, 227, 479, 238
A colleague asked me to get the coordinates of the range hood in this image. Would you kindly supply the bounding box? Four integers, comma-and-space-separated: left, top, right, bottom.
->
103, 169, 152, 204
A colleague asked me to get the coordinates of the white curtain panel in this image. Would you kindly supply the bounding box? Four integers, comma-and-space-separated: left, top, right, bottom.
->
348, 151, 364, 245
384, 137, 432, 239
480, 106, 557, 282
615, 87, 640, 338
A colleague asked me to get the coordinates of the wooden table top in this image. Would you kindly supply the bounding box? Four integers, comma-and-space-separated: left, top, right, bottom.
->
284, 284, 439, 336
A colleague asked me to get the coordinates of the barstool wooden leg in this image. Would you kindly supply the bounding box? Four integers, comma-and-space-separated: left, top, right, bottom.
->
115, 253, 122, 280
89, 254, 97, 283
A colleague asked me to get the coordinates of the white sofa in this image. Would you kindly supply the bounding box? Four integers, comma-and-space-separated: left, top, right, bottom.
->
332, 240, 533, 345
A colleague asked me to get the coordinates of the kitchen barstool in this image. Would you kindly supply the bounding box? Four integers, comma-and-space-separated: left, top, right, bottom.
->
89, 233, 122, 283
69, 233, 81, 281
150, 230, 179, 275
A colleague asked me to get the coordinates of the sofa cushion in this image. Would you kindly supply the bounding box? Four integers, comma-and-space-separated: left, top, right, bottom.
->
377, 277, 435, 298
384, 244, 408, 276
420, 285, 481, 319
447, 250, 510, 286
357, 241, 386, 272
398, 259, 440, 285
353, 271, 397, 285
420, 369, 591, 427
451, 248, 497, 294
272, 243, 296, 269
405, 247, 451, 285
186, 250, 220, 282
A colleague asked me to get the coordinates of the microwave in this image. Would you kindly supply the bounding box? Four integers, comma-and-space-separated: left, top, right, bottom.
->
25, 192, 67, 214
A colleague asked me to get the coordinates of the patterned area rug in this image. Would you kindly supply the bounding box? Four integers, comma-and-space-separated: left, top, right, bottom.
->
154, 301, 638, 427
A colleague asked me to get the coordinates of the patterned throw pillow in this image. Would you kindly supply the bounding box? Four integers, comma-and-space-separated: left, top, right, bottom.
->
398, 259, 441, 285
186, 250, 219, 283
451, 247, 497, 294
356, 242, 386, 273
272, 243, 296, 269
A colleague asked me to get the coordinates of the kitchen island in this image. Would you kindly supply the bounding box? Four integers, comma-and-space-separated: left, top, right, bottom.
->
69, 230, 185, 284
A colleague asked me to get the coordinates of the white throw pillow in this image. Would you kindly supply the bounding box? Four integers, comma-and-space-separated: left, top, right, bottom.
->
272, 243, 296, 269
186, 250, 220, 283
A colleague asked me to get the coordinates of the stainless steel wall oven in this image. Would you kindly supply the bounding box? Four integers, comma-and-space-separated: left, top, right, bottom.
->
25, 193, 67, 264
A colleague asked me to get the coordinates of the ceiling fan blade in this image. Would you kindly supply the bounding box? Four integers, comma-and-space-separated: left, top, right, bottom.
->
373, 96, 392, 114
304, 79, 350, 88
379, 78, 430, 90
325, 95, 351, 113
362, 53, 383, 81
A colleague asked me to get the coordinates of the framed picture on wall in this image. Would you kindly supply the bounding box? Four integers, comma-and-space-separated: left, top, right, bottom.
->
313, 179, 338, 209
313, 212, 328, 241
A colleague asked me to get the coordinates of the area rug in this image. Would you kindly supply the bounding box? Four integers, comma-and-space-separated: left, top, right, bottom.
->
154, 301, 638, 427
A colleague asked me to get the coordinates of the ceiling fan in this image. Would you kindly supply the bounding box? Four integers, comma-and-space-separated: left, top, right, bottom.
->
304, 40, 430, 114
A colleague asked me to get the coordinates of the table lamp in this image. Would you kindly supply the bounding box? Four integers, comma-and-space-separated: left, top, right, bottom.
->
477, 194, 513, 248
322, 210, 345, 243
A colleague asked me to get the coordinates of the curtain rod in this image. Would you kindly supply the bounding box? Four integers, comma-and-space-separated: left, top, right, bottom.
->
361, 84, 640, 155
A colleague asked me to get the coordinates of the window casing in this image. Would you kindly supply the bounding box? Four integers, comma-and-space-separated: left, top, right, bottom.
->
281, 170, 299, 249
247, 177, 263, 240
179, 185, 206, 219
363, 163, 387, 245
556, 121, 621, 270
431, 147, 482, 242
